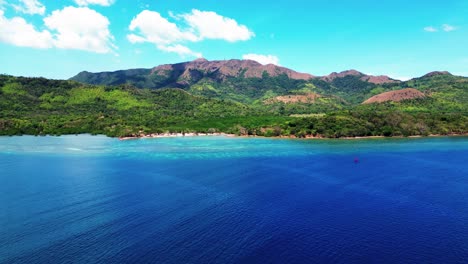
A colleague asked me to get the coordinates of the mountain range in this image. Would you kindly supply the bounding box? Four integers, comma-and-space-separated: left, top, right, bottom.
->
70, 58, 460, 105
1, 59, 466, 138
71, 58, 399, 88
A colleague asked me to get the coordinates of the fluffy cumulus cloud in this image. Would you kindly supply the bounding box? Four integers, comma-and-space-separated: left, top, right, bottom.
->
181, 9, 254, 42
127, 10, 199, 58
128, 10, 198, 45
242, 54, 279, 65
0, 10, 53, 48
44, 6, 116, 53
74, 0, 114, 6
11, 0, 45, 15
128, 9, 254, 58
0, 4, 115, 53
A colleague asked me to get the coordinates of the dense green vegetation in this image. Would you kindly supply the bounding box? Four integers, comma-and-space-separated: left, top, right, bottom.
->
309, 77, 400, 104
280, 104, 466, 138
0, 75, 258, 136
72, 64, 394, 104
1, 72, 467, 138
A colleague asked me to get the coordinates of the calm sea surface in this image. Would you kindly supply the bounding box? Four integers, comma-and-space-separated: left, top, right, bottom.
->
0, 135, 467, 263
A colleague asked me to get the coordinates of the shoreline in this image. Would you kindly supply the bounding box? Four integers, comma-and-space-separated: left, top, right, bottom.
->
118, 132, 468, 141
118, 132, 237, 140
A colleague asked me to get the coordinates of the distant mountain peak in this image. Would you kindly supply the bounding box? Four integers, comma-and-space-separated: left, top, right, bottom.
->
193, 58, 208, 62
422, 71, 452, 78
321, 69, 398, 84
151, 59, 313, 81
340, 69, 363, 76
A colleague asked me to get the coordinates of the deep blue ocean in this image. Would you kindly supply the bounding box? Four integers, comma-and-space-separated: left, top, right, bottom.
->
0, 135, 467, 263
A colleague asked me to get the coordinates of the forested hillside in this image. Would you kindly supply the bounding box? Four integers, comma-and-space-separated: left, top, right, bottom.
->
71, 59, 400, 104
1, 65, 467, 138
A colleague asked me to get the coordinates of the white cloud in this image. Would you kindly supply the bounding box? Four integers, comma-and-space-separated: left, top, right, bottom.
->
242, 54, 280, 65
128, 9, 254, 58
424, 26, 437, 32
0, 10, 53, 48
442, 24, 456, 32
127, 10, 202, 57
424, 24, 457, 32
0, 7, 115, 53
181, 9, 254, 42
158, 44, 202, 58
44, 6, 115, 53
127, 33, 146, 44
11, 0, 45, 15
74, 0, 114, 6
128, 10, 197, 46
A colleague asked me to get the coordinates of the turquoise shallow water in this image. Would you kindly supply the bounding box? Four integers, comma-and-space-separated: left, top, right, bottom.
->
0, 135, 467, 263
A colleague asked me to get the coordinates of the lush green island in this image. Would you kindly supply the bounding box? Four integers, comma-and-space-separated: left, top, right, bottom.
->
1, 59, 467, 138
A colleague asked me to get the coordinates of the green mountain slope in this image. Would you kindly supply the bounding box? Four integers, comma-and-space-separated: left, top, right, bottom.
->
70, 59, 400, 105
0, 75, 278, 136
2, 67, 467, 138
71, 59, 316, 103
72, 69, 152, 86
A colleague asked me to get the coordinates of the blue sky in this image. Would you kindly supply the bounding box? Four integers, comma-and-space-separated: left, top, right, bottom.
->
0, 0, 467, 80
